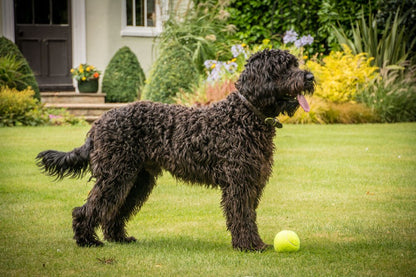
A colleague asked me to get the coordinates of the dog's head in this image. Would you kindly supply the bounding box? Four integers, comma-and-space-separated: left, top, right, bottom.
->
235, 49, 315, 118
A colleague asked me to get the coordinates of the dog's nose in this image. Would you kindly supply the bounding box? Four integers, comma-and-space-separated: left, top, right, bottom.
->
305, 73, 314, 81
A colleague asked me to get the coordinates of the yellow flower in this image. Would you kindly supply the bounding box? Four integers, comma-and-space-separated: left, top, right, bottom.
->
70, 68, 74, 73
82, 76, 86, 81
241, 43, 247, 47
231, 58, 237, 62
86, 66, 91, 72
303, 55, 308, 60
79, 68, 84, 73
210, 64, 216, 69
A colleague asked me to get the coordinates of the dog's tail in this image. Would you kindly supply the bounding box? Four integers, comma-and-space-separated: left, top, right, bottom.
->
36, 138, 93, 180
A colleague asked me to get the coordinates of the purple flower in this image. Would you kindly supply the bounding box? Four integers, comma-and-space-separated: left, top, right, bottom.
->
283, 30, 298, 44
231, 44, 247, 58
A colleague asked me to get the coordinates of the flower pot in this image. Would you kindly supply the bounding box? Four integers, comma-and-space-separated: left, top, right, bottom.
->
78, 79, 98, 93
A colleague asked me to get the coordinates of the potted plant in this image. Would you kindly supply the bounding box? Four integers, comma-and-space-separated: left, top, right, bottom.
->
70, 63, 101, 93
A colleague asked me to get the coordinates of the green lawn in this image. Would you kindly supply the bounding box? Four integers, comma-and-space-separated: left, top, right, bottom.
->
0, 124, 415, 276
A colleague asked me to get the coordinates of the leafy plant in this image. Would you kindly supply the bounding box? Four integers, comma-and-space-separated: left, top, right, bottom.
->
226, 0, 377, 54
70, 63, 101, 82
358, 65, 416, 122
0, 86, 48, 126
333, 8, 415, 68
0, 37, 40, 100
102, 46, 145, 103
143, 46, 199, 103
144, 1, 233, 103
0, 54, 32, 89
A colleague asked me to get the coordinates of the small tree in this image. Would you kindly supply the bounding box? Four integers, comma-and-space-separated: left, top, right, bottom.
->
102, 46, 145, 103
0, 37, 40, 100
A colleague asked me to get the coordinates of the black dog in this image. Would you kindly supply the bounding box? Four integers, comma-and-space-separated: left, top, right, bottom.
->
37, 49, 314, 251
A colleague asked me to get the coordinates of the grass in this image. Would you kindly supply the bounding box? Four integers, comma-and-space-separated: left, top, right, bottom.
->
0, 124, 415, 276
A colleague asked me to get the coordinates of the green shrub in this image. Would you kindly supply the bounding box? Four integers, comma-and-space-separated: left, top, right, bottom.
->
0, 86, 48, 126
358, 65, 416, 122
0, 37, 40, 100
226, 0, 378, 54
102, 46, 145, 103
143, 1, 232, 103
0, 55, 33, 89
143, 46, 199, 103
333, 8, 414, 68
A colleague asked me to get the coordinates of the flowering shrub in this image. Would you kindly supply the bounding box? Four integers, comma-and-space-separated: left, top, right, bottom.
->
306, 46, 378, 103
204, 43, 249, 83
70, 64, 100, 82
283, 30, 314, 48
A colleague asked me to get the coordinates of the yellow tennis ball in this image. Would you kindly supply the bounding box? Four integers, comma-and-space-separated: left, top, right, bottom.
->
274, 230, 300, 252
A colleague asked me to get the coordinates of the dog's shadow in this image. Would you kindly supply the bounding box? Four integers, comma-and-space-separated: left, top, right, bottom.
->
117, 236, 229, 252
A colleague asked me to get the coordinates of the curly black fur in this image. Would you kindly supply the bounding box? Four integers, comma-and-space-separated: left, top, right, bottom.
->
36, 49, 314, 251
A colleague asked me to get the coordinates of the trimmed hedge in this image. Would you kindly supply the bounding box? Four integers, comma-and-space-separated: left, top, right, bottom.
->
0, 37, 40, 100
102, 46, 145, 103
143, 46, 199, 103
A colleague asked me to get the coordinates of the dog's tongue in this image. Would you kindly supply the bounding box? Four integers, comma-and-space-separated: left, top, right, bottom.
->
297, 94, 310, 112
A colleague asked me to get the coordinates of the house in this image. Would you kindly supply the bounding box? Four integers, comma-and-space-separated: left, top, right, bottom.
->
0, 0, 189, 91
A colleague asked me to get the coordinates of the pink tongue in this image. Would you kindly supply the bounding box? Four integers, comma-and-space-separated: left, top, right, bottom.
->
297, 94, 310, 112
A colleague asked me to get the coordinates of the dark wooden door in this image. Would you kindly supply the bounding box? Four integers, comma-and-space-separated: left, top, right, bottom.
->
15, 0, 73, 91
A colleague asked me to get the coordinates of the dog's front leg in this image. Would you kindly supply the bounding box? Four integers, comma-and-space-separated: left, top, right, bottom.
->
221, 185, 267, 252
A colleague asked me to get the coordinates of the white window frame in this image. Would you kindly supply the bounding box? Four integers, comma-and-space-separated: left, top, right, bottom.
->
121, 0, 162, 37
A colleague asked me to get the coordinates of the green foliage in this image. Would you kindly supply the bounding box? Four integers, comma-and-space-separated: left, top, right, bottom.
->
358, 65, 416, 123
333, 9, 414, 68
226, 0, 377, 53
143, 46, 199, 103
144, 1, 233, 103
0, 86, 48, 126
46, 108, 88, 126
376, 0, 416, 62
102, 46, 145, 103
0, 54, 32, 89
0, 36, 40, 100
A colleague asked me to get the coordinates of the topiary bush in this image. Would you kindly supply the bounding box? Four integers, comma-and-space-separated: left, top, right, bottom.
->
143, 46, 199, 103
0, 37, 40, 100
102, 46, 145, 103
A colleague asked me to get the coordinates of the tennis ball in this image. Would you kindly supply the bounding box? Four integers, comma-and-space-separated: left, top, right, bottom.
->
274, 230, 300, 252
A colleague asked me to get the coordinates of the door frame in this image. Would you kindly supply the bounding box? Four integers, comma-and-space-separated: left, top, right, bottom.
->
2, 0, 86, 73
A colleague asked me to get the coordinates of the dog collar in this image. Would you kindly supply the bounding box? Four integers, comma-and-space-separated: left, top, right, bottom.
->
237, 92, 282, 128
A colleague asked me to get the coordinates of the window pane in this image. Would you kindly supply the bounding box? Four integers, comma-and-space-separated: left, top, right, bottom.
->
135, 0, 144, 26
34, 0, 50, 24
52, 0, 68, 25
126, 0, 133, 26
16, 0, 33, 24
147, 0, 155, 27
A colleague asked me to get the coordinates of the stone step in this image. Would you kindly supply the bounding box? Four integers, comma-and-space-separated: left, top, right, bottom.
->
45, 103, 129, 123
41, 92, 106, 104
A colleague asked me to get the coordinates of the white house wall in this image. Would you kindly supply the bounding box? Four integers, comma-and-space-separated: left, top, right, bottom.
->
85, 0, 158, 76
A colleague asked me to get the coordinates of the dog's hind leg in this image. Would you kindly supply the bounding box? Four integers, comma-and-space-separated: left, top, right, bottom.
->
72, 165, 141, 247
102, 169, 158, 243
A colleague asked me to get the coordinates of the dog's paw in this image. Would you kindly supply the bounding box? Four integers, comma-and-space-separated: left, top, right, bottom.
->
76, 238, 104, 247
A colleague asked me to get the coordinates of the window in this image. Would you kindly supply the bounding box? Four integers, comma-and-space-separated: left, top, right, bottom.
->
121, 0, 162, 37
